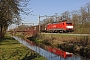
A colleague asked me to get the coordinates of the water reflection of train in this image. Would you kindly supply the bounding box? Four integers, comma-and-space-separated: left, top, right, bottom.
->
34, 21, 74, 33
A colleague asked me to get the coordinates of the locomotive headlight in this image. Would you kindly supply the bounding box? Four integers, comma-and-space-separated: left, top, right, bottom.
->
66, 26, 73, 28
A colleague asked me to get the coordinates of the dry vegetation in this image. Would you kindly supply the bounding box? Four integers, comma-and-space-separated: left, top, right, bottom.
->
30, 34, 90, 58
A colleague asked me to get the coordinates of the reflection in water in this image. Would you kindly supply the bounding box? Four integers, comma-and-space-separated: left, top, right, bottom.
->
13, 36, 89, 60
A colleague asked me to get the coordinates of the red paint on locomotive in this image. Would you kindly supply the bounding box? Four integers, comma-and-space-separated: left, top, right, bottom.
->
46, 21, 74, 33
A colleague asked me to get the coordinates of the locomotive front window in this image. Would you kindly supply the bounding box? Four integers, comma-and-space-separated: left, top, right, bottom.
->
66, 23, 72, 25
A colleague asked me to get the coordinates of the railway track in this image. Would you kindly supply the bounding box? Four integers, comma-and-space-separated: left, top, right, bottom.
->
41, 33, 89, 36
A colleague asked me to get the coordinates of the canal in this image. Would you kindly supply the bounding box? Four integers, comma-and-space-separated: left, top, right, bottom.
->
13, 36, 89, 60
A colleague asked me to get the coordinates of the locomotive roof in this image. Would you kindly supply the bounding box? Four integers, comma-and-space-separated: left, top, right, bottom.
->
47, 21, 72, 24
66, 21, 72, 23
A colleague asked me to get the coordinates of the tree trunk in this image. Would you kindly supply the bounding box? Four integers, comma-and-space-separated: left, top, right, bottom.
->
0, 25, 4, 38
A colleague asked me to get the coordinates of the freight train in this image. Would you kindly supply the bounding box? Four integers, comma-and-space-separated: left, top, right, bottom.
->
14, 21, 74, 34
34, 21, 74, 33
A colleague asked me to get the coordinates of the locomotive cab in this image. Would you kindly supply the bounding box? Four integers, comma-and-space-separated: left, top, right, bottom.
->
66, 22, 74, 32
45, 21, 74, 33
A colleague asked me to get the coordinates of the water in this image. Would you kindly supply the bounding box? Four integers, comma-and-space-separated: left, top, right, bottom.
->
13, 36, 89, 60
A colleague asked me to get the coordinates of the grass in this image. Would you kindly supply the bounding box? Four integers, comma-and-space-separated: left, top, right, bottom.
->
0, 34, 46, 60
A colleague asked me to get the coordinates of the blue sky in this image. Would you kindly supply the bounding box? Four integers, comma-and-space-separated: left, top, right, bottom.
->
22, 0, 90, 25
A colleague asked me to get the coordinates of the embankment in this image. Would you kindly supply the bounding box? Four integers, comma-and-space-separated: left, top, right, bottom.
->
27, 34, 90, 58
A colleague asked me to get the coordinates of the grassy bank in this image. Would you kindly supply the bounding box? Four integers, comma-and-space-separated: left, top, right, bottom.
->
27, 34, 90, 58
0, 35, 46, 60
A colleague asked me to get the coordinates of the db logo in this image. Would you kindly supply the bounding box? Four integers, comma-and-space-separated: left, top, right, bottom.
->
53, 25, 56, 28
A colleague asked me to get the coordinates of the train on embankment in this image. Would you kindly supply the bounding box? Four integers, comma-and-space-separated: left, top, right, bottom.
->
11, 20, 74, 36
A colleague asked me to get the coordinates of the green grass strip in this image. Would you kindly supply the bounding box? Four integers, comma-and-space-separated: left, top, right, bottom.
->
0, 34, 46, 60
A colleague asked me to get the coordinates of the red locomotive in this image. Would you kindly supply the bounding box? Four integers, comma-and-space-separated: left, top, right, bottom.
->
45, 21, 74, 33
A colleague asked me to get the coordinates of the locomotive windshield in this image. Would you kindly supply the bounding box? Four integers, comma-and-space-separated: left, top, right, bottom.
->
66, 23, 72, 25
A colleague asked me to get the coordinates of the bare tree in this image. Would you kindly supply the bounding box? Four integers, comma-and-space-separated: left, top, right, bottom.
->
61, 11, 71, 20
71, 10, 81, 33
